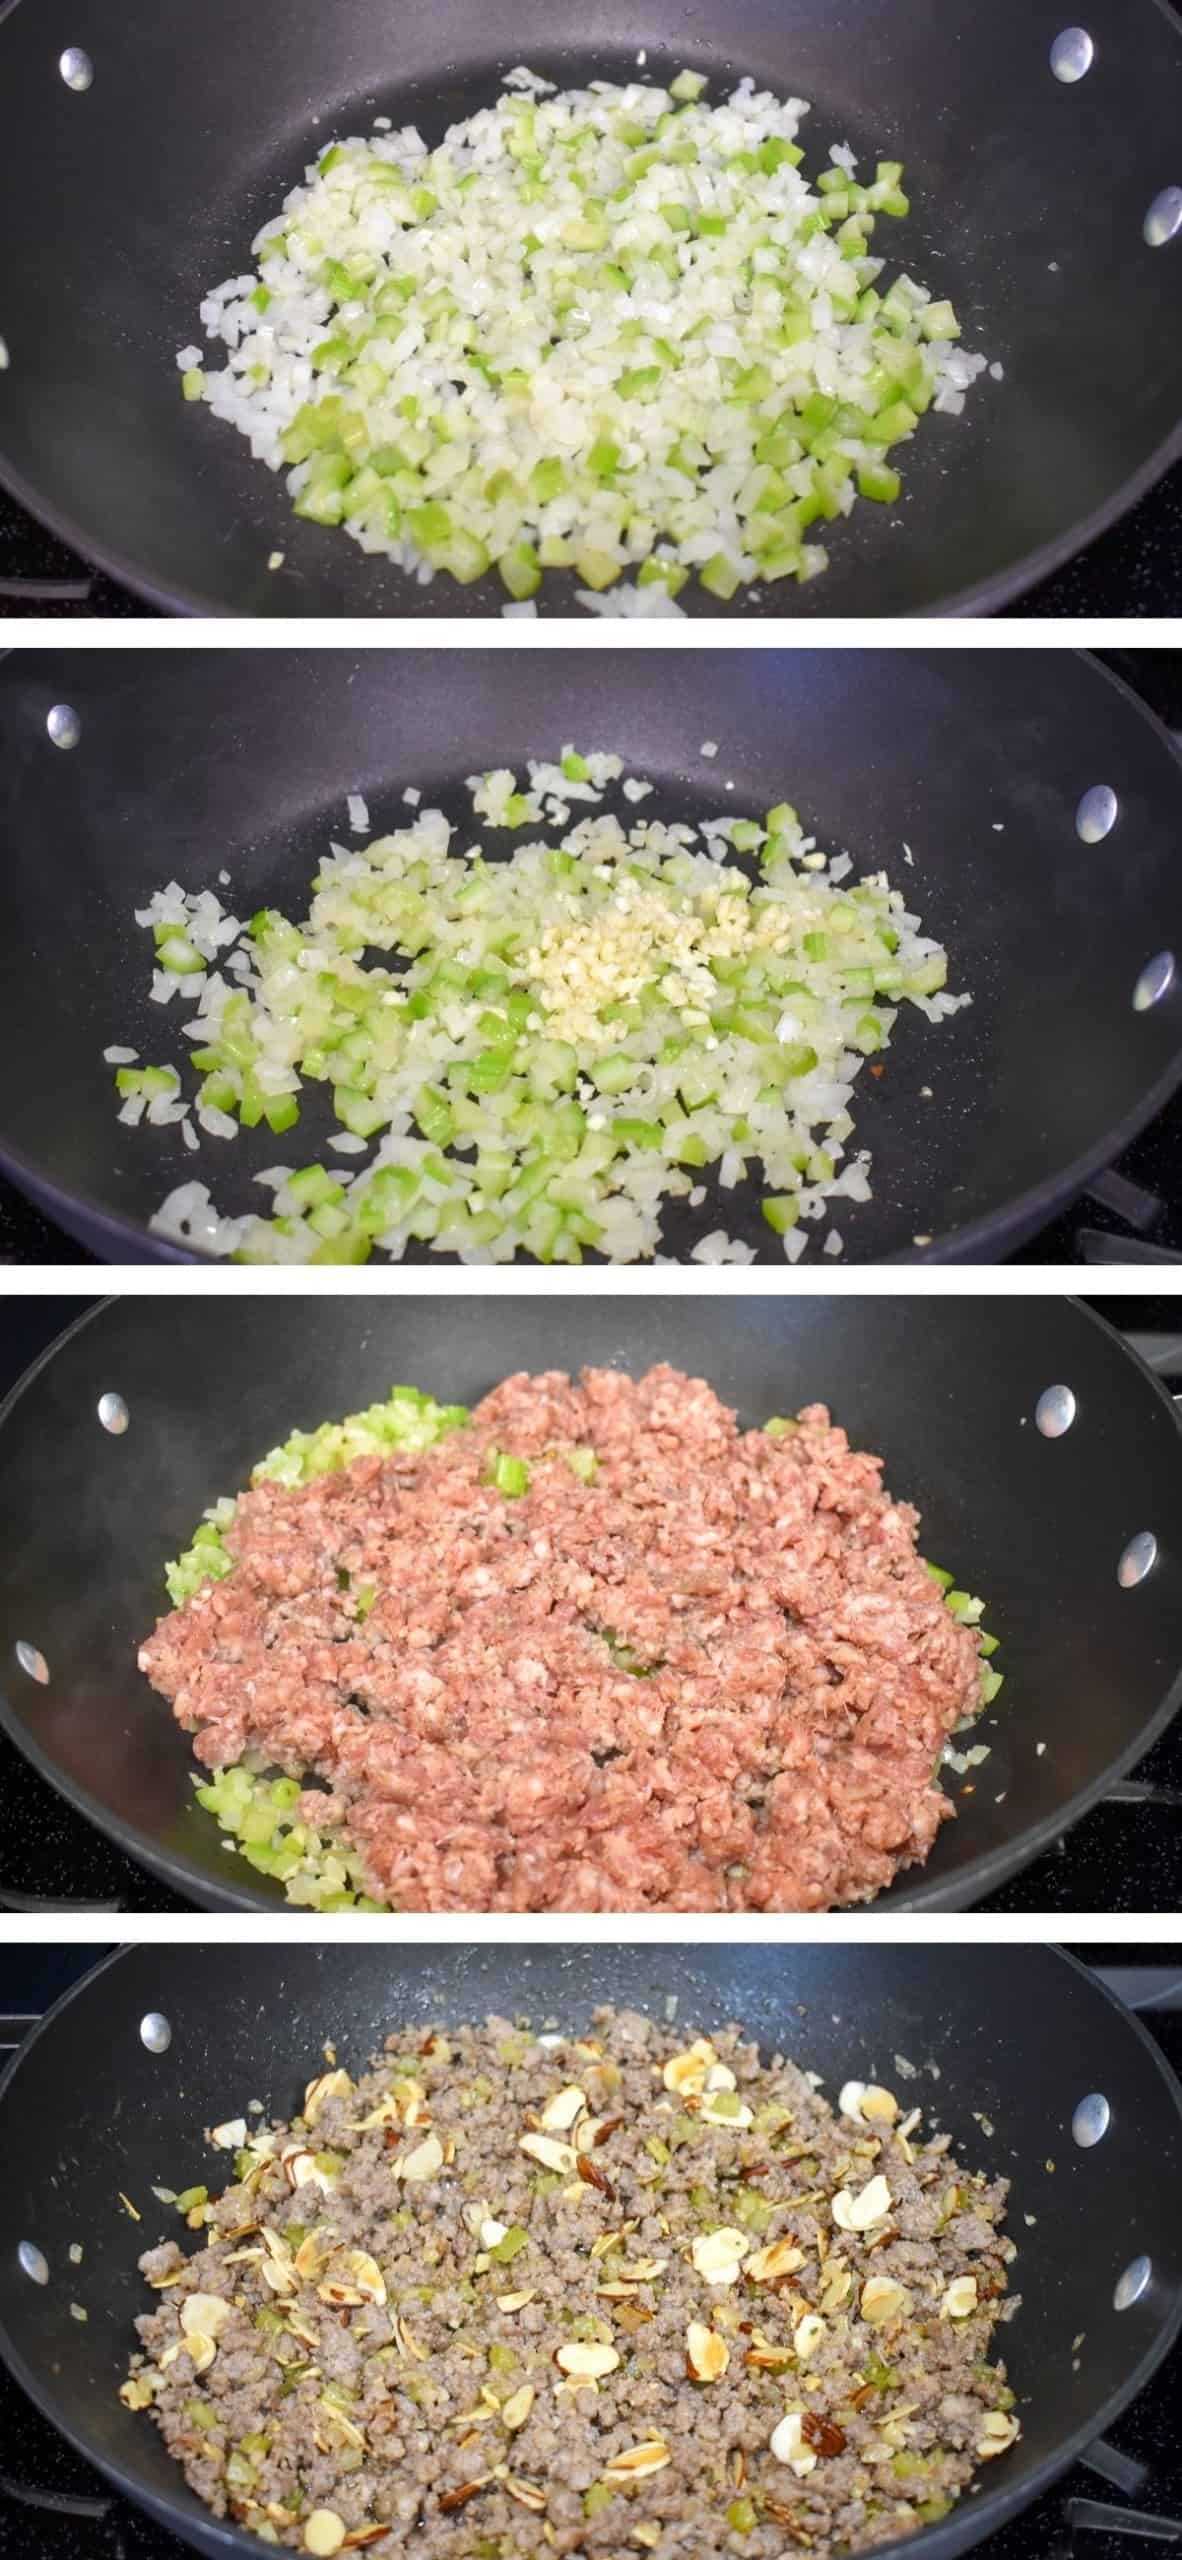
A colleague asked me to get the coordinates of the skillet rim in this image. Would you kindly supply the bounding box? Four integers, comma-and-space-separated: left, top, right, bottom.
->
0, 1295, 1179, 1913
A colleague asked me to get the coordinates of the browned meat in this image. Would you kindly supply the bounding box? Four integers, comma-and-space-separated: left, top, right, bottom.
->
138, 1367, 983, 1911
123, 2009, 1020, 2559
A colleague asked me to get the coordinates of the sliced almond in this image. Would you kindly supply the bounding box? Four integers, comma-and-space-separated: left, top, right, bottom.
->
819, 2259, 853, 2313
439, 2476, 492, 2513
831, 2174, 891, 2234
480, 2218, 509, 2250
632, 2528, 661, 2551
691, 2227, 749, 2286
613, 2257, 667, 2284
793, 2313, 825, 2360
260, 2256, 297, 2298
496, 2288, 536, 2312
861, 2085, 899, 2124
661, 2040, 717, 2097
119, 2375, 155, 2410
282, 2144, 336, 2197
394, 2131, 444, 2183
685, 2320, 730, 2381
603, 2440, 672, 2483
519, 2132, 576, 2175
744, 2327, 795, 2373
303, 2512, 347, 2557
860, 2275, 911, 2327
184, 2333, 217, 2375
503, 2474, 547, 2512
977, 2412, 1020, 2458
501, 2384, 535, 2432
540, 2085, 586, 2133
555, 2341, 620, 2380
940, 2275, 979, 2319
303, 2071, 353, 2127
390, 2315, 428, 2361
294, 2232, 333, 2282
745, 2235, 806, 2285
210, 2117, 247, 2150
180, 2294, 232, 2340
342, 2534, 389, 2552
769, 2411, 818, 2478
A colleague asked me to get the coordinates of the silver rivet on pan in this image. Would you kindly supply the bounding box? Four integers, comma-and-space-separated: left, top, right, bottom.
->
97, 1391, 129, 1435
46, 704, 80, 749
14, 1641, 48, 1684
59, 45, 94, 90
1114, 2254, 1152, 2310
140, 2012, 172, 2054
1050, 27, 1093, 81
1072, 2093, 1110, 2147
18, 2242, 49, 2286
1118, 1531, 1158, 1589
1035, 1385, 1076, 1438
1145, 188, 1182, 247
1133, 951, 1175, 1012
1075, 785, 1117, 842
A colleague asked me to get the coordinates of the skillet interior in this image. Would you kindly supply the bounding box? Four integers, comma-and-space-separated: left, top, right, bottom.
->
0, 1295, 1180, 1912
2, 648, 1182, 1264
0, 0, 1179, 615
0, 1945, 1180, 2560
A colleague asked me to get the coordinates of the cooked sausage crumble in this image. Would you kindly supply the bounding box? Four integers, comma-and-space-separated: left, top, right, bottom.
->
124, 2009, 1019, 2556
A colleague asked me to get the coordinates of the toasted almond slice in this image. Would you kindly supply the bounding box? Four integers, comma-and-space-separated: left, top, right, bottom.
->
977, 2412, 1020, 2458
860, 2275, 911, 2327
633, 2528, 661, 2551
184, 2333, 216, 2375
350, 2095, 403, 2132
303, 2071, 353, 2126
119, 2375, 155, 2410
861, 2085, 899, 2124
282, 2144, 335, 2197
745, 2236, 806, 2284
661, 2040, 717, 2096
831, 2174, 892, 2234
614, 2258, 667, 2284
395, 2131, 444, 2183
294, 2232, 332, 2281
540, 2085, 586, 2133
303, 2512, 347, 2557
146, 2268, 186, 2291
769, 2411, 818, 2478
555, 2341, 620, 2380
157, 2343, 181, 2371
519, 2132, 576, 2175
503, 2475, 547, 2512
496, 2288, 536, 2312
180, 2294, 232, 2340
940, 2275, 979, 2319
819, 2260, 853, 2313
439, 2476, 493, 2512
344, 2249, 387, 2303
793, 2313, 825, 2360
501, 2384, 535, 2432
210, 2117, 247, 2150
603, 2440, 672, 2483
260, 2256, 297, 2297
692, 2227, 750, 2286
685, 2320, 730, 2381
390, 2315, 428, 2361
743, 2327, 795, 2373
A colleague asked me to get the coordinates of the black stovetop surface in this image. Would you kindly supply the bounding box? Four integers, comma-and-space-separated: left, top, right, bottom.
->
0, 1949, 1179, 2558
1, 1297, 1182, 1915
1, 657, 1179, 1267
